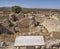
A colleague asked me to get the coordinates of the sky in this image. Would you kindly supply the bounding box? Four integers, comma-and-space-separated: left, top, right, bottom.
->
0, 0, 60, 9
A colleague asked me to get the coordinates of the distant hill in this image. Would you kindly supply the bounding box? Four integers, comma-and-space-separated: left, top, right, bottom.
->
0, 7, 11, 11
0, 7, 60, 12
23, 8, 60, 11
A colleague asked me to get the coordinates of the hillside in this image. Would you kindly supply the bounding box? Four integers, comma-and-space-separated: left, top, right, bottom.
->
0, 8, 60, 49
0, 8, 60, 41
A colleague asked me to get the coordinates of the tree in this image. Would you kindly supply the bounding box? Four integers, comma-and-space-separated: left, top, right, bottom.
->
11, 6, 22, 13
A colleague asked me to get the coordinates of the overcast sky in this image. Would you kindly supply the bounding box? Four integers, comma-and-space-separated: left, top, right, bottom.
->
0, 0, 60, 9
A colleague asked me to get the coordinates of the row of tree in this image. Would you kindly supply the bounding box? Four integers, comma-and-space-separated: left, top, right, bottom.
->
2, 6, 38, 14
11, 6, 32, 14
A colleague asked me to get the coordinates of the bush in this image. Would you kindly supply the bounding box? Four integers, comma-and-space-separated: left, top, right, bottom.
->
11, 6, 22, 13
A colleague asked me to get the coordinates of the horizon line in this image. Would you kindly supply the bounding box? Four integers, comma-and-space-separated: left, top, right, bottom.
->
0, 6, 60, 10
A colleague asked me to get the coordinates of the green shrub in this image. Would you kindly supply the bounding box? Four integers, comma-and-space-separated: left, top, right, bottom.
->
11, 6, 22, 13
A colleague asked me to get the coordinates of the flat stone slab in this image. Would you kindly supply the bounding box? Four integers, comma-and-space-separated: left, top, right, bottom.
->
14, 36, 45, 46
